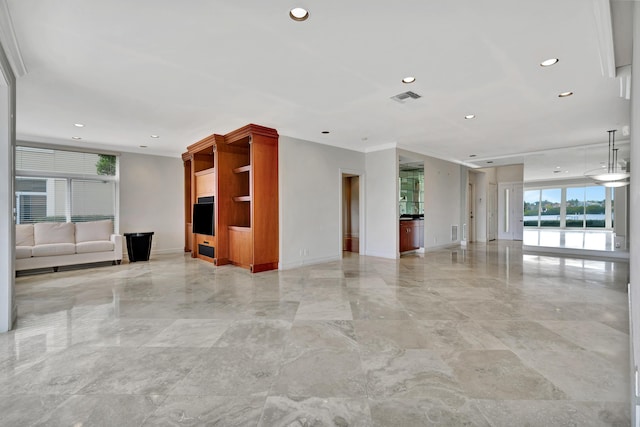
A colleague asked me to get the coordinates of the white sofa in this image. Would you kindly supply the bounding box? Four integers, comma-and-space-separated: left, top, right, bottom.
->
15, 220, 123, 272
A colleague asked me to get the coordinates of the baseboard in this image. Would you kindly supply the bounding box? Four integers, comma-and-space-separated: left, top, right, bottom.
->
363, 250, 397, 259
280, 254, 341, 270
423, 242, 461, 251
123, 247, 184, 261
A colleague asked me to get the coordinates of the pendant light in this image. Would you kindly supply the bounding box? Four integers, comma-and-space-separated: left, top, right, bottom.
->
584, 130, 630, 187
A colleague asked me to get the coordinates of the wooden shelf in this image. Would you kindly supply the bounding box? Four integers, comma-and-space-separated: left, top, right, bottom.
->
195, 167, 215, 176
184, 124, 278, 273
233, 165, 251, 174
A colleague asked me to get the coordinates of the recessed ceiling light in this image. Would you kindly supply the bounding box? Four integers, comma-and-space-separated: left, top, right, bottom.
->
402, 76, 416, 84
558, 91, 573, 97
321, 131, 330, 134
465, 114, 476, 120
71, 136, 82, 140
150, 134, 159, 138
540, 58, 559, 67
555, 166, 561, 169
74, 123, 85, 128
140, 145, 148, 148
469, 154, 477, 158
289, 7, 309, 21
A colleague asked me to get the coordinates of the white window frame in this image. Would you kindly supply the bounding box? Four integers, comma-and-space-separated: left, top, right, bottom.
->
15, 145, 120, 233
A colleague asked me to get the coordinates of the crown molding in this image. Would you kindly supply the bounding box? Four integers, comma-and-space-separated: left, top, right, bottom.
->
0, 0, 26, 77
363, 142, 397, 153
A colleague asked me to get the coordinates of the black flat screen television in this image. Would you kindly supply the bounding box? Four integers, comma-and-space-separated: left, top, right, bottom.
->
192, 203, 214, 236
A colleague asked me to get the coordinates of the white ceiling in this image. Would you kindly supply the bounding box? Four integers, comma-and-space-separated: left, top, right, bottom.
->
522, 139, 629, 182
1, 0, 632, 169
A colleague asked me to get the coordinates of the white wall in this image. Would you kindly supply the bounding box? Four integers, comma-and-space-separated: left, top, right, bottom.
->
423, 155, 462, 249
629, 3, 640, 423
479, 167, 497, 184
614, 186, 628, 248
496, 164, 524, 183
279, 136, 365, 268
280, 141, 464, 264
119, 152, 183, 258
0, 39, 15, 332
364, 148, 397, 258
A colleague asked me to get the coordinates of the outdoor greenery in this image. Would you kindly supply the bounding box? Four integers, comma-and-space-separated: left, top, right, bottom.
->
96, 154, 116, 176
524, 199, 605, 217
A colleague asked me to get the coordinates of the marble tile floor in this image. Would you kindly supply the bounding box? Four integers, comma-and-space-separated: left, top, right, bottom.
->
1, 241, 631, 426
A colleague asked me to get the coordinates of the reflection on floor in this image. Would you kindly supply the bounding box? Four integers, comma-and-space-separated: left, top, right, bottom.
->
523, 228, 629, 259
1, 242, 631, 426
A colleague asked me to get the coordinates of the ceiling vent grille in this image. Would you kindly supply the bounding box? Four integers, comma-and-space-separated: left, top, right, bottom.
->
391, 91, 422, 103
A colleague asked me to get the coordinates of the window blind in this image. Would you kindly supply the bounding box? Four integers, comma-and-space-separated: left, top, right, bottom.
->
15, 146, 118, 230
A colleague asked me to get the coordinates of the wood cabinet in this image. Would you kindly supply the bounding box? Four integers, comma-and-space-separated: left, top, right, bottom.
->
183, 124, 278, 273
182, 141, 217, 263
195, 168, 214, 198
223, 125, 279, 273
400, 220, 423, 253
196, 233, 215, 260
228, 226, 252, 268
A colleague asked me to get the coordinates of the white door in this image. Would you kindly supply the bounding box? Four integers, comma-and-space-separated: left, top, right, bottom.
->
487, 183, 497, 241
512, 184, 523, 240
498, 182, 523, 241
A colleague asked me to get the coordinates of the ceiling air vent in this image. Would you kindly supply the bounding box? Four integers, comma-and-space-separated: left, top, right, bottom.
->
391, 91, 422, 103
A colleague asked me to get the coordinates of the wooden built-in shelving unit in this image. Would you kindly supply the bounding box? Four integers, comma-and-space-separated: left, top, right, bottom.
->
233, 165, 251, 174
182, 135, 219, 263
182, 124, 278, 272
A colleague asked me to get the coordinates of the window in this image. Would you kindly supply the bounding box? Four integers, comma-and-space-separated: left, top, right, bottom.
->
584, 186, 605, 228
566, 187, 585, 228
524, 190, 540, 227
15, 146, 118, 230
71, 180, 115, 222
523, 184, 611, 230
566, 186, 606, 228
16, 177, 67, 223
540, 189, 561, 227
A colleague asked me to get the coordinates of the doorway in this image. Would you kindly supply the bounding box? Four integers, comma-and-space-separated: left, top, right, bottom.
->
342, 174, 360, 253
399, 158, 425, 253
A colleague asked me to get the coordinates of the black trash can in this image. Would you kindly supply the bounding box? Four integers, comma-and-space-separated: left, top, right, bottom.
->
124, 232, 154, 262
